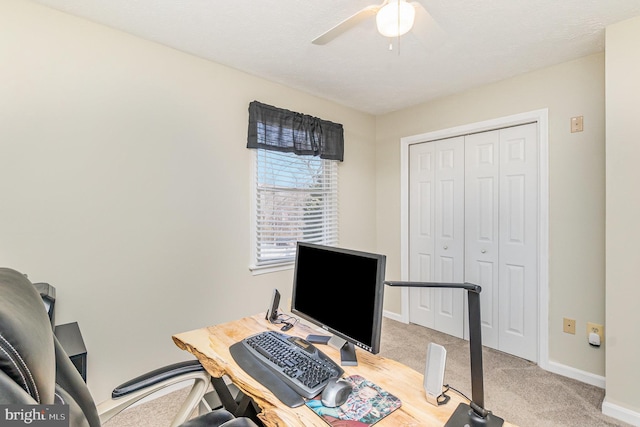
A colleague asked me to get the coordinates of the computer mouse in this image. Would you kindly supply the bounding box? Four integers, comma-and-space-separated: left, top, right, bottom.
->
321, 378, 353, 408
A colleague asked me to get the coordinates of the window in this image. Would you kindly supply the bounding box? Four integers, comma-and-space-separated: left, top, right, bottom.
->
246, 101, 344, 273
251, 149, 338, 271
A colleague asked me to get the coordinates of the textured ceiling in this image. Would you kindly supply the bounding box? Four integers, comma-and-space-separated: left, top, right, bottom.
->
29, 0, 640, 115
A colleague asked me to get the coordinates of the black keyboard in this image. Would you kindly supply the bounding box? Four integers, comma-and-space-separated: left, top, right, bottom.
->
241, 331, 344, 399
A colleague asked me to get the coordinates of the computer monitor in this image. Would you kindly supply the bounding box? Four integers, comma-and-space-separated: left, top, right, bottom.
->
290, 242, 386, 366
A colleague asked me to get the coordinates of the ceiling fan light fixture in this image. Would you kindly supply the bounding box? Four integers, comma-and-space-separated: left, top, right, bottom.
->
376, 0, 416, 38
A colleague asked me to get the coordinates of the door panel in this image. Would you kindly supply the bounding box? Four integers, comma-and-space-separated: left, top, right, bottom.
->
412, 253, 434, 316
498, 124, 538, 361
433, 138, 465, 337
409, 143, 436, 328
465, 130, 500, 348
409, 137, 465, 338
504, 264, 526, 335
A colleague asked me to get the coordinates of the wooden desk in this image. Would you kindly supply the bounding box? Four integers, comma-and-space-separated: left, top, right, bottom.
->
173, 314, 514, 426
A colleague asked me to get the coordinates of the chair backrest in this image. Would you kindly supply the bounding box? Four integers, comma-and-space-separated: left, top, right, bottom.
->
0, 268, 101, 426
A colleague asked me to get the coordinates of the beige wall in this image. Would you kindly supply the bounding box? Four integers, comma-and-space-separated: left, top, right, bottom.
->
0, 0, 375, 402
4, 0, 637, 420
605, 15, 640, 419
376, 54, 606, 377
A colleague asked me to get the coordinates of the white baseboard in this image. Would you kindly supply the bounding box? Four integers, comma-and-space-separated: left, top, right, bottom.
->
602, 397, 640, 426
543, 360, 605, 389
383, 310, 406, 323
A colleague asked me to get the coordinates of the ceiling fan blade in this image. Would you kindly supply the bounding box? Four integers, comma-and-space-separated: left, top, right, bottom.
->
410, 1, 447, 48
312, 4, 382, 45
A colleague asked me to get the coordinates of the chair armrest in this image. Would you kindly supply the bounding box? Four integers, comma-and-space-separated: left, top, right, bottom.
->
96, 360, 212, 427
112, 360, 205, 398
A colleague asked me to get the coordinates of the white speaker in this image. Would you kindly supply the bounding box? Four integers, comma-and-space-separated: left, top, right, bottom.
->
423, 342, 447, 406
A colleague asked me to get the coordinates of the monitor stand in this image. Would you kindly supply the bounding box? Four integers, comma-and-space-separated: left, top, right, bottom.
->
306, 334, 358, 366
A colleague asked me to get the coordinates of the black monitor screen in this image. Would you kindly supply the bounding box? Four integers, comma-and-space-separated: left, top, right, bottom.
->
291, 242, 386, 355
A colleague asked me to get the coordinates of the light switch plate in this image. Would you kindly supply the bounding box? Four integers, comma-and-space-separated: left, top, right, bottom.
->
571, 116, 584, 133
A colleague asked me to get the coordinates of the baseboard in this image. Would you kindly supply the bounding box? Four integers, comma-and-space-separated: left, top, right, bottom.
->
602, 397, 640, 426
544, 360, 605, 389
383, 310, 406, 323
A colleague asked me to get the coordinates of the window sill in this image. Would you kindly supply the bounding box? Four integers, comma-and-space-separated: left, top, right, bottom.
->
249, 262, 294, 276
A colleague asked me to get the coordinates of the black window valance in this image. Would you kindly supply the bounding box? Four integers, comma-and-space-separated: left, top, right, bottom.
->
247, 101, 344, 161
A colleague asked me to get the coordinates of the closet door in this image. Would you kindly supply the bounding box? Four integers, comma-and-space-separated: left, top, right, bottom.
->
409, 122, 539, 362
409, 137, 465, 338
433, 137, 465, 336
464, 123, 538, 361
498, 123, 538, 362
465, 130, 500, 349
408, 142, 436, 328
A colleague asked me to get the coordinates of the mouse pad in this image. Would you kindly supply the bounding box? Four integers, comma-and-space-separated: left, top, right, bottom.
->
305, 375, 402, 426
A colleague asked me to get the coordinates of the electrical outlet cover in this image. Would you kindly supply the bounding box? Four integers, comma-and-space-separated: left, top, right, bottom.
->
563, 318, 576, 334
587, 322, 604, 343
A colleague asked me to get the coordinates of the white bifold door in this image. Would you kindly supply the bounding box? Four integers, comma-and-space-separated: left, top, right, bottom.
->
408, 136, 465, 338
408, 123, 538, 362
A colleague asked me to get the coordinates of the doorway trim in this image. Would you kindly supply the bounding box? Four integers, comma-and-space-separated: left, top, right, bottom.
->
398, 108, 549, 368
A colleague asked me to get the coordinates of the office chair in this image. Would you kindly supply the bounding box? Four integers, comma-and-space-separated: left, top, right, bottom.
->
0, 268, 257, 427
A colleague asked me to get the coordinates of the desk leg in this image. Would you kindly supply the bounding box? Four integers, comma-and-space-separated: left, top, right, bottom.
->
211, 377, 239, 413
210, 377, 263, 426
235, 395, 253, 417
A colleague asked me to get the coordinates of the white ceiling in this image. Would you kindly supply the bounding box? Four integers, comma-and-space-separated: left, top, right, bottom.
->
30, 0, 640, 115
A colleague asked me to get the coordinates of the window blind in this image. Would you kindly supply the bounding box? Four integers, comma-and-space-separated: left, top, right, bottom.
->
254, 150, 338, 267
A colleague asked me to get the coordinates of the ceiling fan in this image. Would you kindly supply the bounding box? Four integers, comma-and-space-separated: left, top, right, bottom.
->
312, 0, 438, 46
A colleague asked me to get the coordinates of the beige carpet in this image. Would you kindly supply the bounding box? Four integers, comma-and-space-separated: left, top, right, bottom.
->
105, 318, 629, 427
103, 387, 194, 427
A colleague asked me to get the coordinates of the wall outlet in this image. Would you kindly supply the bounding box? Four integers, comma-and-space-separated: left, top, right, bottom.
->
587, 322, 604, 344
563, 317, 576, 334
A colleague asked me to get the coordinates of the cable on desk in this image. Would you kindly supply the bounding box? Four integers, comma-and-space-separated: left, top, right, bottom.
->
443, 384, 495, 418
443, 384, 469, 402
275, 313, 299, 331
